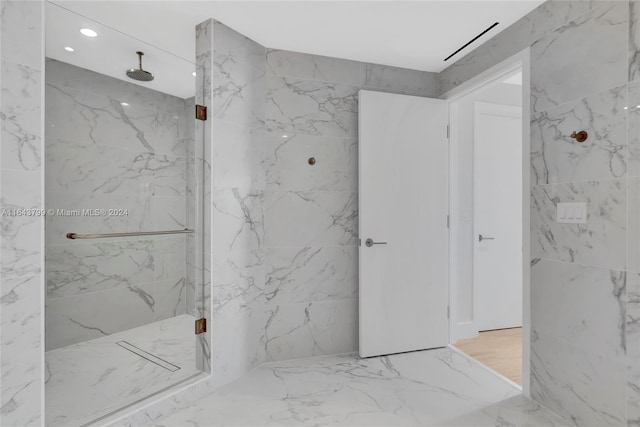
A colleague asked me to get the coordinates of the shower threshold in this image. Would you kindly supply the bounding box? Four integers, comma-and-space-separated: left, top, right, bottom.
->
45, 314, 199, 427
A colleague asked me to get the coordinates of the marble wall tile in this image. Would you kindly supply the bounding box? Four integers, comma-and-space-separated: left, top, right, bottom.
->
185, 234, 197, 318
627, 178, 640, 274
530, 2, 627, 115
46, 82, 184, 155
1, 61, 41, 171
530, 332, 626, 427
265, 246, 357, 305
213, 21, 265, 74
46, 239, 155, 298
631, 0, 640, 83
212, 119, 265, 189
150, 196, 187, 230
212, 43, 265, 129
155, 277, 187, 321
627, 83, 640, 176
531, 86, 627, 185
264, 299, 358, 361
265, 133, 357, 192
1, 169, 42, 280
265, 76, 358, 138
531, 179, 626, 270
1, 275, 41, 388
212, 188, 264, 254
212, 249, 265, 318
45, 59, 186, 114
46, 83, 186, 157
629, 273, 640, 360
45, 281, 156, 350
0, 379, 41, 427
45, 191, 152, 245
264, 190, 358, 248
195, 20, 213, 67
46, 140, 186, 198
474, 1, 603, 77
154, 236, 187, 281
628, 356, 640, 427
531, 259, 626, 359
0, 1, 42, 69
362, 63, 438, 97
0, 3, 43, 426
266, 49, 362, 85
209, 306, 265, 387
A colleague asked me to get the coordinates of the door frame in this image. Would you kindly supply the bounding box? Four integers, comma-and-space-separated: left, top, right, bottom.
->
473, 101, 523, 333
442, 48, 531, 395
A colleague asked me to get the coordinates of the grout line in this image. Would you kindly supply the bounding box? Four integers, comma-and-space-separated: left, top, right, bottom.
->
531, 257, 628, 273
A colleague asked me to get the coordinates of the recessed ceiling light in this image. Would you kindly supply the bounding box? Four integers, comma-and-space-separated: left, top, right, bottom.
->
80, 28, 98, 37
64, 46, 74, 52
120, 102, 129, 106
282, 135, 288, 138
192, 71, 196, 77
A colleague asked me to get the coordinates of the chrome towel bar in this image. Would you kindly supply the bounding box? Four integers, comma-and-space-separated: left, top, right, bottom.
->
66, 228, 194, 240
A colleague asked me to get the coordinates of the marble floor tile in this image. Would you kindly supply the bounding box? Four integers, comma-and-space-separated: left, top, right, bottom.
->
46, 315, 200, 427
149, 347, 571, 427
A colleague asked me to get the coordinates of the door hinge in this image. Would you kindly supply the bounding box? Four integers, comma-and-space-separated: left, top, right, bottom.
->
446, 124, 450, 139
447, 306, 450, 319
195, 318, 207, 335
447, 214, 450, 229
196, 104, 208, 121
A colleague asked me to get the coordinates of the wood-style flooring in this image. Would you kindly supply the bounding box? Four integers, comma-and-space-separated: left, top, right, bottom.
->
454, 327, 522, 385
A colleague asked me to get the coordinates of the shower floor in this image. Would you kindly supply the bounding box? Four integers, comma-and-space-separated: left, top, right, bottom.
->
45, 314, 201, 427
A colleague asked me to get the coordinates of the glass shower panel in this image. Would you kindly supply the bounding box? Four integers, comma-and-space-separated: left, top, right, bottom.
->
43, 4, 207, 426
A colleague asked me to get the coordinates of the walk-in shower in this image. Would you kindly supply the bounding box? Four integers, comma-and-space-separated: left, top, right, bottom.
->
44, 4, 209, 426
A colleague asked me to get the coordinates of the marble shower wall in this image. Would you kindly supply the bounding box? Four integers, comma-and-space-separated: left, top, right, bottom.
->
440, 1, 633, 426
44, 59, 192, 350
264, 49, 438, 361
202, 19, 267, 385
0, 1, 44, 425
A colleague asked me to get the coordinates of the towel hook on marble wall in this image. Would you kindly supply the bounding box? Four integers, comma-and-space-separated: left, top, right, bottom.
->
570, 131, 588, 143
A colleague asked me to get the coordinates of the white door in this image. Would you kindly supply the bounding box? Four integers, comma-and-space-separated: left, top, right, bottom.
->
473, 101, 523, 332
359, 90, 449, 358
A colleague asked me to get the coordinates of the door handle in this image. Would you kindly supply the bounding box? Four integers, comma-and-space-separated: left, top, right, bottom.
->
479, 234, 495, 242
365, 238, 387, 247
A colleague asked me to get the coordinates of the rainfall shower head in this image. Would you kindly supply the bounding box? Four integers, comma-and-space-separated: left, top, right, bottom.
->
126, 51, 154, 82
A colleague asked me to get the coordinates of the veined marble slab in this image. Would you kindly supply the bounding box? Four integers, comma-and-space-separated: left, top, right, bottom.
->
46, 315, 200, 427
149, 347, 571, 427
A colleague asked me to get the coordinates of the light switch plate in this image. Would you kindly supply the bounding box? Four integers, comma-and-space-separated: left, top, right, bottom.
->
557, 202, 587, 224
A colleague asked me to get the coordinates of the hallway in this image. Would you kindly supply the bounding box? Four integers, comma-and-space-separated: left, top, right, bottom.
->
454, 328, 523, 385
148, 347, 569, 427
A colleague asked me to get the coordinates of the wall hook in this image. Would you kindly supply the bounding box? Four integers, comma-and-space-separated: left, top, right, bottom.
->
308, 157, 316, 166
570, 130, 588, 143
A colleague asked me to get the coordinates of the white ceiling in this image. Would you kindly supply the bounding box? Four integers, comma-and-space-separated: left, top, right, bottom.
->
48, 1, 543, 97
